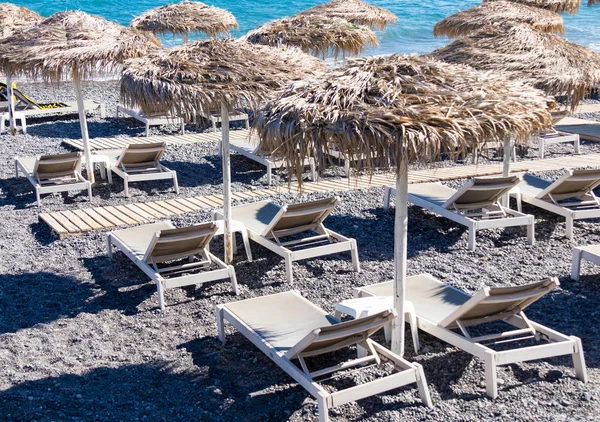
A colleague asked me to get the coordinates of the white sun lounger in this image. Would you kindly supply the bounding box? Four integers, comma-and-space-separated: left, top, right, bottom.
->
102, 142, 179, 197
571, 244, 600, 280
202, 108, 249, 132
221, 133, 316, 185
116, 105, 185, 137
107, 221, 238, 310
384, 176, 535, 250
14, 152, 92, 208
355, 274, 588, 398
214, 197, 360, 283
535, 129, 580, 159
511, 169, 600, 239
216, 290, 432, 421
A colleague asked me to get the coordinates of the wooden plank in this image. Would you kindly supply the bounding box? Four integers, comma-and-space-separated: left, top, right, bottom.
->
164, 199, 195, 213
195, 197, 220, 208
113, 205, 147, 224
187, 197, 210, 208
122, 204, 155, 222
143, 202, 174, 217
204, 195, 224, 206
174, 198, 202, 211
136, 202, 168, 218
94, 206, 127, 226
48, 212, 80, 234
80, 208, 114, 229
103, 206, 138, 225
39, 213, 69, 237
154, 200, 183, 214
58, 210, 92, 232
71, 209, 103, 230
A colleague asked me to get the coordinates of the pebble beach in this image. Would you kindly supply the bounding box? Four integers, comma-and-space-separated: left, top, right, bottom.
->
1, 80, 600, 421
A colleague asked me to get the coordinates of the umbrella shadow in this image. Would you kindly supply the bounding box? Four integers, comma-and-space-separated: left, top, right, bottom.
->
24, 118, 147, 140
0, 176, 96, 210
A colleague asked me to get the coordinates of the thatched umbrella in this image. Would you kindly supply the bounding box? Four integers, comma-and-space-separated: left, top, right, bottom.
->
434, 1, 565, 38
298, 0, 398, 30
120, 39, 325, 263
131, 1, 238, 44
485, 0, 581, 14
0, 11, 160, 183
0, 3, 43, 135
430, 24, 600, 110
256, 54, 552, 355
243, 15, 377, 59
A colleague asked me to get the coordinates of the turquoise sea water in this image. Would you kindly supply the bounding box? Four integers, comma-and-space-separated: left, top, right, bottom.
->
15, 0, 600, 54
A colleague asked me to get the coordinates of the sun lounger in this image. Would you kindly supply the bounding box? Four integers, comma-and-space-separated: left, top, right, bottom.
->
571, 244, 600, 280
116, 105, 184, 137
202, 108, 249, 131
511, 169, 600, 239
384, 176, 535, 250
14, 152, 92, 208
534, 130, 580, 159
355, 274, 588, 398
214, 197, 360, 283
102, 142, 179, 197
222, 133, 316, 185
216, 290, 432, 421
107, 221, 238, 310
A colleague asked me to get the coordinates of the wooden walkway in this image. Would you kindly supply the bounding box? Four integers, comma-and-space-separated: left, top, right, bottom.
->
63, 129, 253, 151
39, 153, 600, 238
556, 117, 600, 142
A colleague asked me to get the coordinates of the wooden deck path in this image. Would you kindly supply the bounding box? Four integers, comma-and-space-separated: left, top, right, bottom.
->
39, 153, 600, 238
555, 117, 600, 142
62, 129, 253, 151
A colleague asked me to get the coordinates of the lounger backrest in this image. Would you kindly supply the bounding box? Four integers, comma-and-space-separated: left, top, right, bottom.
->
34, 152, 81, 180
116, 142, 166, 169
285, 309, 396, 360
443, 176, 521, 210
536, 169, 600, 201
262, 197, 339, 237
438, 278, 558, 329
143, 222, 217, 264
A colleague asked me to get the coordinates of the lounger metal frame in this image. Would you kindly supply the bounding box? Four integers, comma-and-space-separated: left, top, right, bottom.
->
355, 275, 587, 399
512, 170, 600, 239
107, 222, 238, 310
535, 130, 580, 159
109, 143, 179, 197
215, 198, 360, 283
117, 105, 185, 137
384, 181, 535, 250
14, 153, 92, 208
216, 290, 432, 422
571, 245, 600, 281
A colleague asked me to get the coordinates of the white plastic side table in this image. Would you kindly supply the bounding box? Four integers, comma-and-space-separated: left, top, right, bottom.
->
84, 153, 113, 183
212, 219, 253, 262
1, 112, 26, 134
335, 296, 419, 353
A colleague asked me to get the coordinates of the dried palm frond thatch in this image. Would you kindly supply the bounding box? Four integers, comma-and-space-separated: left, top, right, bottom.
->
298, 0, 397, 30
430, 24, 600, 110
243, 15, 377, 59
0, 11, 161, 81
485, 0, 580, 14
120, 39, 326, 118
589, 0, 599, 5
257, 54, 552, 181
434, 1, 565, 38
0, 3, 43, 38
131, 1, 238, 38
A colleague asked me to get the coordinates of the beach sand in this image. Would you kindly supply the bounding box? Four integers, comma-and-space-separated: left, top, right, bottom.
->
1, 80, 600, 421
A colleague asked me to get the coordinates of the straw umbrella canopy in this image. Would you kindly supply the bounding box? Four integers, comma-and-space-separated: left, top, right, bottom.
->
433, 1, 565, 38
243, 15, 377, 59
131, 1, 238, 44
0, 3, 43, 135
485, 0, 581, 14
120, 39, 325, 263
430, 24, 600, 110
298, 0, 398, 30
0, 11, 160, 183
256, 54, 552, 356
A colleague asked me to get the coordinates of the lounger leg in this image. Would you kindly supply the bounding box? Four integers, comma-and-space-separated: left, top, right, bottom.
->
515, 193, 522, 213
309, 158, 317, 181
351, 239, 360, 272
574, 136, 581, 154
216, 305, 226, 344
156, 280, 166, 311
107, 166, 113, 184
241, 229, 253, 262
267, 163, 272, 185
180, 119, 185, 135
285, 255, 293, 284
232, 233, 238, 255
0, 117, 4, 134
100, 103, 106, 119
14, 159, 18, 178
409, 310, 420, 353
565, 217, 574, 240
383, 187, 391, 210
106, 235, 113, 259
173, 173, 180, 194
571, 336, 588, 383
484, 350, 498, 399
20, 116, 26, 134
539, 139, 545, 159
124, 176, 130, 197
145, 122, 150, 137
218, 141, 222, 156
317, 392, 330, 422
36, 189, 41, 208
99, 162, 106, 180
571, 247, 583, 281
344, 157, 350, 177
87, 183, 92, 202
229, 266, 239, 295
468, 227, 476, 251
527, 219, 535, 245
414, 363, 433, 408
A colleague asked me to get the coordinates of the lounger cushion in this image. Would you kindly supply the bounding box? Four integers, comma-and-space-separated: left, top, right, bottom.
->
223, 291, 338, 352
17, 157, 37, 174
229, 200, 283, 235
516, 174, 552, 198
111, 221, 175, 258
408, 183, 454, 207
580, 244, 600, 255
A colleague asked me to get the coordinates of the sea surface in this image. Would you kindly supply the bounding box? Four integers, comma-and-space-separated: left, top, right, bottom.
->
16, 0, 600, 54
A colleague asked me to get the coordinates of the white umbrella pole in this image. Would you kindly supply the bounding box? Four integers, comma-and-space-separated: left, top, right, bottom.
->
183, 32, 188, 44
391, 159, 408, 357
221, 102, 233, 264
501, 138, 512, 206
73, 71, 95, 183
6, 74, 16, 136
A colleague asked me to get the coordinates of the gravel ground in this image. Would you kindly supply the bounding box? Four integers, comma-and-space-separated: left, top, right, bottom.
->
1, 81, 600, 421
